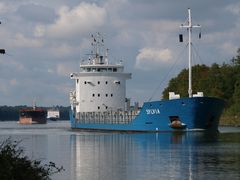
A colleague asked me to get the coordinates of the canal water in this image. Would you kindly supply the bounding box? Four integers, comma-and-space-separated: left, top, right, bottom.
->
0, 121, 239, 180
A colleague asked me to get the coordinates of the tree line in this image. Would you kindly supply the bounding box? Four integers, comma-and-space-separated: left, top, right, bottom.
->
162, 48, 240, 125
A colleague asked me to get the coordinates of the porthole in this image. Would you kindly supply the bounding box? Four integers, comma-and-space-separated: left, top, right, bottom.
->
98, 94, 100, 97
98, 81, 100, 84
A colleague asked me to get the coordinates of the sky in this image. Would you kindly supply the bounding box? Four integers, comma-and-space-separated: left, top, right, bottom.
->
0, 0, 239, 106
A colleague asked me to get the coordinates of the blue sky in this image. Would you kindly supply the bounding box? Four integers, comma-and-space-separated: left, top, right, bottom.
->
0, 0, 239, 106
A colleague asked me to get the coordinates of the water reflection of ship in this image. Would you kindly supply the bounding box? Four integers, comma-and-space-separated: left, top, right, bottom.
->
23, 135, 48, 162
70, 132, 219, 180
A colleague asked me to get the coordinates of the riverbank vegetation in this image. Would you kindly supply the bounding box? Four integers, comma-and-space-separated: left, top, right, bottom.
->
0, 138, 64, 180
162, 49, 240, 126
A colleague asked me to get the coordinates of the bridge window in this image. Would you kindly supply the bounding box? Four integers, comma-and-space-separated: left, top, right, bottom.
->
80, 67, 86, 72
113, 68, 117, 72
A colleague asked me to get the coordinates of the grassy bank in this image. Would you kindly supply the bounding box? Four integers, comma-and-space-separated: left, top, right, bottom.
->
220, 115, 240, 127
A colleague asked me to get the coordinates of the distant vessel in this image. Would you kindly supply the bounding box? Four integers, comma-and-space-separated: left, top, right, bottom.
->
69, 9, 225, 132
19, 105, 47, 124
47, 108, 60, 121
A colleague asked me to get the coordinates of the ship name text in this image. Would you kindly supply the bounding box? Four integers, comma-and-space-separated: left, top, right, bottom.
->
146, 109, 160, 115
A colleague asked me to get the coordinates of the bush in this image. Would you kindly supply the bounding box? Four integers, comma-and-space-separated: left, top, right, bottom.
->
0, 138, 64, 180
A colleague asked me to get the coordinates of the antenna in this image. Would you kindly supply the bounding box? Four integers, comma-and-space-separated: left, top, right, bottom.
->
0, 21, 6, 55
180, 8, 201, 98
105, 48, 109, 64
91, 33, 105, 64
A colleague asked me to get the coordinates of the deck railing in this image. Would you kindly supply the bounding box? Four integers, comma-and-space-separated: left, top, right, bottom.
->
74, 111, 139, 124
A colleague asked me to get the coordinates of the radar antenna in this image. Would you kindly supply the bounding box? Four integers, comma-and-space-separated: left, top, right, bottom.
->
91, 33, 105, 64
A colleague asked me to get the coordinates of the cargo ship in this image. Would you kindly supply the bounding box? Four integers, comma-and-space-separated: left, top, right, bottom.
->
47, 108, 60, 121
69, 9, 225, 132
19, 105, 47, 124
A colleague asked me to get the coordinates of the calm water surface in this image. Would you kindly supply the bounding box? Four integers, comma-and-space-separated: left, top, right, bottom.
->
0, 121, 239, 180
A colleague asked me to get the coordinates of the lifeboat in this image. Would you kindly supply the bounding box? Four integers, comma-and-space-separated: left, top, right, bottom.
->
169, 120, 187, 130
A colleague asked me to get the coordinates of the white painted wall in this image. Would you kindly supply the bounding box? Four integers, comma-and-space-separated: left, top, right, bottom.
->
72, 71, 131, 112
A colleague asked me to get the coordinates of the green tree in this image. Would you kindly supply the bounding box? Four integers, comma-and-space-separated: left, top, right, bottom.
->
227, 77, 240, 116
162, 48, 240, 125
0, 138, 64, 180
162, 64, 211, 99
205, 63, 225, 97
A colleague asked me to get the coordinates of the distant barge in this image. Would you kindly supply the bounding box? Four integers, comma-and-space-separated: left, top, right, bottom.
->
19, 107, 47, 124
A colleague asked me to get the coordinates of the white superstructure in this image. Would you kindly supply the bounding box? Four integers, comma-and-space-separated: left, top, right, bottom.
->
47, 109, 60, 120
70, 33, 131, 113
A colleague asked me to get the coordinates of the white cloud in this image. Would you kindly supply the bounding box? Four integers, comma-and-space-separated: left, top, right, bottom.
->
0, 79, 8, 94
203, 28, 239, 57
56, 63, 72, 77
10, 79, 18, 86
135, 48, 173, 70
34, 25, 45, 37
226, 2, 240, 15
11, 33, 44, 48
56, 83, 72, 94
47, 2, 106, 39
49, 43, 77, 57
0, 2, 12, 14
220, 42, 238, 56
47, 68, 54, 74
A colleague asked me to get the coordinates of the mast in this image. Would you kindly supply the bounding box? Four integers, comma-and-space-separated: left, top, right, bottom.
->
180, 8, 201, 97
0, 21, 6, 55
91, 32, 104, 64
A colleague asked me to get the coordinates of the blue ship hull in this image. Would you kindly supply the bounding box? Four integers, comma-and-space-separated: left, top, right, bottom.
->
70, 97, 225, 132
